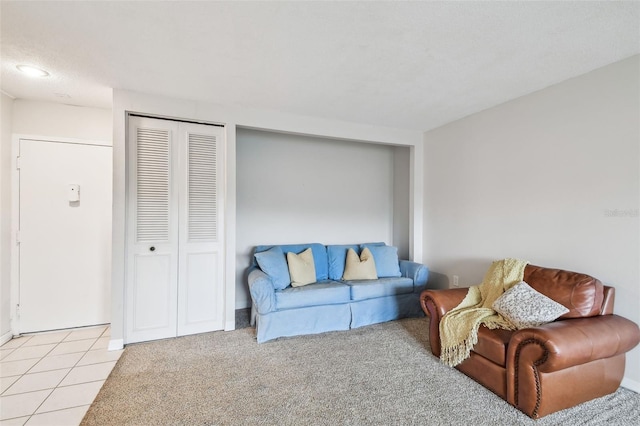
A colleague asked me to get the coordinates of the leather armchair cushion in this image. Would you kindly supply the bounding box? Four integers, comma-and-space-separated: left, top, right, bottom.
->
473, 326, 513, 367
523, 265, 604, 318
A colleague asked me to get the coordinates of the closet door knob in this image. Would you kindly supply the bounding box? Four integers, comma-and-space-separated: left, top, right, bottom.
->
149, 246, 156, 252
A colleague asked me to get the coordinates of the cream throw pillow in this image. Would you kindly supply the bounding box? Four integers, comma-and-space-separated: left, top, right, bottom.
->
342, 248, 378, 280
287, 248, 316, 287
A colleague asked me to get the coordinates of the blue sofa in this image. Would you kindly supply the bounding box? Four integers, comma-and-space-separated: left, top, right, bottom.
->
248, 243, 429, 343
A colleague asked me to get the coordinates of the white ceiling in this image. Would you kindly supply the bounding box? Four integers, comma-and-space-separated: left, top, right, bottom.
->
1, 1, 638, 131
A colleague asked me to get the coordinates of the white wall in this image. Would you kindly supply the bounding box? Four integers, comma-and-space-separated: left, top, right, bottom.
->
12, 100, 112, 141
236, 128, 407, 308
111, 89, 424, 348
3, 100, 112, 340
1, 93, 14, 343
423, 55, 640, 389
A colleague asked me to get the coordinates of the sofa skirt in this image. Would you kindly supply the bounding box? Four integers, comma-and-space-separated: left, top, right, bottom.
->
350, 293, 424, 329
255, 292, 425, 343
256, 303, 351, 343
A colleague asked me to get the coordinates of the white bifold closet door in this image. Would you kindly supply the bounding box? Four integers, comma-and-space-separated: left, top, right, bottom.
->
126, 116, 224, 344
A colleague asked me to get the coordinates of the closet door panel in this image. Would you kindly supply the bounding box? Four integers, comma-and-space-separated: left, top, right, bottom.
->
126, 117, 179, 344
132, 254, 173, 330
177, 124, 225, 336
183, 251, 221, 325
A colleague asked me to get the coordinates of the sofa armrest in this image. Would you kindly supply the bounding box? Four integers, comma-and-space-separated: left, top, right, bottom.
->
507, 314, 640, 373
248, 266, 276, 314
420, 288, 468, 357
400, 260, 429, 289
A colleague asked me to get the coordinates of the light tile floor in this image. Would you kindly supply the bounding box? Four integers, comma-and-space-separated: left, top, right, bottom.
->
0, 325, 121, 425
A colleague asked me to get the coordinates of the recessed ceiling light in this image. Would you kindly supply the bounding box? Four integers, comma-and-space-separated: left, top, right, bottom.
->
16, 65, 50, 77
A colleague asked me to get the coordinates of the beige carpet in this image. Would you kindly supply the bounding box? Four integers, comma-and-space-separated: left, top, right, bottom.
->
82, 318, 639, 425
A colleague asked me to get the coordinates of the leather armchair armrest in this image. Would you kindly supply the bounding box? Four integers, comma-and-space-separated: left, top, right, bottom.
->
400, 260, 429, 289
507, 315, 640, 373
420, 288, 468, 356
506, 315, 640, 418
248, 266, 276, 314
420, 288, 468, 319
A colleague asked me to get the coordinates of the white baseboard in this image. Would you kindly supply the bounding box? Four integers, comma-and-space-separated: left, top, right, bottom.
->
108, 338, 124, 351
621, 377, 640, 393
0, 331, 13, 346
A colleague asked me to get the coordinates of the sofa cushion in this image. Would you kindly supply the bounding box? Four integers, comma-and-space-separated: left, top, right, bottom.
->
287, 248, 317, 287
472, 326, 514, 367
523, 265, 604, 318
493, 281, 569, 329
343, 277, 414, 301
255, 243, 329, 281
254, 246, 290, 290
327, 244, 360, 280
362, 244, 401, 278
359, 242, 386, 250
275, 280, 351, 310
342, 248, 378, 280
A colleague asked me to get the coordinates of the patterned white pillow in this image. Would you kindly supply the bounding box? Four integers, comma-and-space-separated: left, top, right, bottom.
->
493, 281, 569, 329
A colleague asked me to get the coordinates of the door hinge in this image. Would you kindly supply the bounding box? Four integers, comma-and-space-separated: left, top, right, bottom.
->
15, 156, 20, 170
15, 231, 20, 245
15, 304, 20, 319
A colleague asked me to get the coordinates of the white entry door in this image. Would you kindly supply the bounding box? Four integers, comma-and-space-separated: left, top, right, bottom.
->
18, 138, 112, 333
126, 116, 225, 344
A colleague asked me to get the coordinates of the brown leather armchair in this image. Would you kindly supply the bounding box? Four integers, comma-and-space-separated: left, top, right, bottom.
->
420, 264, 640, 419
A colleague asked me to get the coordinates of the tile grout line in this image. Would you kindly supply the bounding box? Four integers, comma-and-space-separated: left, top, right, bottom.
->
25, 403, 93, 421
0, 347, 16, 361
4, 358, 120, 379
22, 331, 73, 376
1, 325, 114, 425
0, 365, 111, 420
0, 336, 31, 366
0, 387, 56, 423
54, 376, 112, 391
1, 348, 110, 380
29, 335, 102, 418
1, 335, 49, 398
4, 333, 76, 422
31, 379, 108, 417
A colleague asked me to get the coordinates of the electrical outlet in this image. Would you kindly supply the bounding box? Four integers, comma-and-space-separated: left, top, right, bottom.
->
453, 275, 459, 287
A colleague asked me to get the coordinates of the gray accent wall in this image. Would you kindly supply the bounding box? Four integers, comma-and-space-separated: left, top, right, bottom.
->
236, 128, 410, 308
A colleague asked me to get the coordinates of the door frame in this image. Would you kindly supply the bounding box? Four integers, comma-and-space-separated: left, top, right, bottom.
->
11, 134, 112, 336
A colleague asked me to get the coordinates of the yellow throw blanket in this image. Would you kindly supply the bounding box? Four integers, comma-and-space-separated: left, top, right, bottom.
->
439, 258, 529, 367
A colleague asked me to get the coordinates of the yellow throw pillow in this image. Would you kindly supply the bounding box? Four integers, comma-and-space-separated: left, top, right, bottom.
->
342, 248, 378, 280
287, 248, 317, 287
